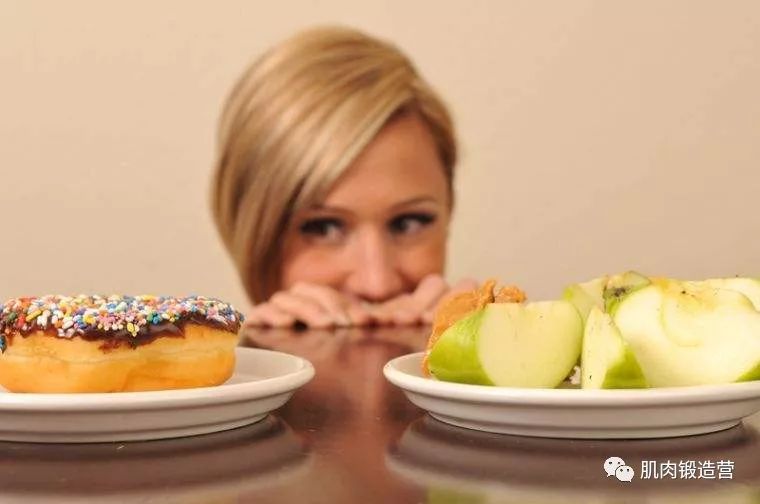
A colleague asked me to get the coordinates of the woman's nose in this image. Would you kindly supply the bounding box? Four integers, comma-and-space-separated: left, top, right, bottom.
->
343, 230, 404, 303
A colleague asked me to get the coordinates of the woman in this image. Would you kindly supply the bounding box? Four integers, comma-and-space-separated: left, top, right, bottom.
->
211, 26, 475, 328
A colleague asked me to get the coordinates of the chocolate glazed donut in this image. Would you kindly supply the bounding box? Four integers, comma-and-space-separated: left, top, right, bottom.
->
0, 295, 243, 393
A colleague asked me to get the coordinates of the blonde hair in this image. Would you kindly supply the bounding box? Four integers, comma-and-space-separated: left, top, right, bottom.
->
211, 26, 457, 303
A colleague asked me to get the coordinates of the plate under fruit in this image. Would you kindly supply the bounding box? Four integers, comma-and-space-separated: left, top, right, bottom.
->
0, 347, 314, 443
384, 352, 760, 439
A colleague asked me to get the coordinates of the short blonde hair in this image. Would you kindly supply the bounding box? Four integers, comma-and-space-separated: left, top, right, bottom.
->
211, 26, 457, 303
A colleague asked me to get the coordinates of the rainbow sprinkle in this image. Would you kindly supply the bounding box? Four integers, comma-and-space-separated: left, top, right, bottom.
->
0, 295, 243, 340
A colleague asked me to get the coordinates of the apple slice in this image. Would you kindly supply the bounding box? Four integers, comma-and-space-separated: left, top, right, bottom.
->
563, 276, 606, 322
427, 301, 583, 387
603, 271, 651, 315
700, 277, 760, 310
614, 280, 760, 387
581, 306, 647, 389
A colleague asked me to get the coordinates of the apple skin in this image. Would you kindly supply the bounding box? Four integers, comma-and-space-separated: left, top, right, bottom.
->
428, 301, 582, 388
563, 276, 606, 323
563, 271, 652, 320
603, 271, 651, 315
601, 347, 648, 388
428, 274, 760, 390
427, 310, 493, 385
738, 362, 760, 382
581, 306, 647, 389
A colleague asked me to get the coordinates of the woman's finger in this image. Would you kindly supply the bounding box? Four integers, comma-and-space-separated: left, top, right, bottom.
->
269, 291, 333, 329
391, 307, 423, 326
411, 274, 449, 312
370, 299, 398, 325
369, 294, 425, 326
290, 283, 353, 326
246, 303, 297, 328
368, 274, 469, 327
346, 302, 374, 326
422, 278, 479, 325
244, 305, 269, 326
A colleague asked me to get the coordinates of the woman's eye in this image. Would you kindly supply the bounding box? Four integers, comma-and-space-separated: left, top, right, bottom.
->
388, 213, 436, 235
299, 218, 344, 242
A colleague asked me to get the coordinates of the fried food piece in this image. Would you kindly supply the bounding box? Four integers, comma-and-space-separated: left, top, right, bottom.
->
494, 285, 527, 304
422, 280, 526, 375
428, 280, 496, 349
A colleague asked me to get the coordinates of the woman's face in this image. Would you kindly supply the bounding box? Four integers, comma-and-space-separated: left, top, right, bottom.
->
280, 113, 451, 303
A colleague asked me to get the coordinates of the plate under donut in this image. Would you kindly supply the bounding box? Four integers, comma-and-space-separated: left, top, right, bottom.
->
0, 348, 314, 443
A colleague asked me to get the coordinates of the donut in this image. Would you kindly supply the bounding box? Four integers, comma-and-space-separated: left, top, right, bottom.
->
0, 295, 243, 393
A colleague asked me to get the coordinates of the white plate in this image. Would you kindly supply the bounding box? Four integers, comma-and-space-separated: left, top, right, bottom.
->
383, 352, 760, 439
0, 347, 314, 443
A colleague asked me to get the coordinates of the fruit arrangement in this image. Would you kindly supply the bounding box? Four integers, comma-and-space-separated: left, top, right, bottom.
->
424, 273, 760, 389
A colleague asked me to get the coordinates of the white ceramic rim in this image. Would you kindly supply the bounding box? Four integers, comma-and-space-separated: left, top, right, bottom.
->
384, 352, 760, 406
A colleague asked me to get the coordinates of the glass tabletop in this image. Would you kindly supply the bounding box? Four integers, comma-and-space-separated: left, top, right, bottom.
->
1, 326, 759, 503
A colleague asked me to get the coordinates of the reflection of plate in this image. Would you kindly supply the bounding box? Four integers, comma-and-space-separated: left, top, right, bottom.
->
387, 416, 760, 502
0, 416, 314, 503
0, 347, 314, 442
384, 353, 760, 438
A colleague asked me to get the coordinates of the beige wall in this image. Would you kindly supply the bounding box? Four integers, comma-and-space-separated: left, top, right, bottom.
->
1, 0, 758, 309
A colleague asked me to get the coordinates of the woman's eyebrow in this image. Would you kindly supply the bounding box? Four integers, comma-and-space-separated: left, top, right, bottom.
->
310, 196, 440, 214
305, 204, 352, 215
389, 196, 440, 210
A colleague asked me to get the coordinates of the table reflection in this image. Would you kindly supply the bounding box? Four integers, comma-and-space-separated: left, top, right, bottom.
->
244, 326, 429, 503
22, 323, 754, 503
0, 416, 311, 503
388, 415, 760, 503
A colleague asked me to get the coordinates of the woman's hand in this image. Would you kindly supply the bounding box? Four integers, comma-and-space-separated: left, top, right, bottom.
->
367, 274, 478, 326
245, 276, 478, 329
245, 283, 372, 329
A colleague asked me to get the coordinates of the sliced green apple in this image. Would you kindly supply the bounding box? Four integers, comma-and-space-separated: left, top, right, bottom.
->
426, 310, 490, 385
660, 280, 756, 346
603, 271, 651, 315
581, 306, 647, 389
699, 277, 760, 310
613, 280, 760, 387
428, 301, 583, 388
563, 276, 606, 322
